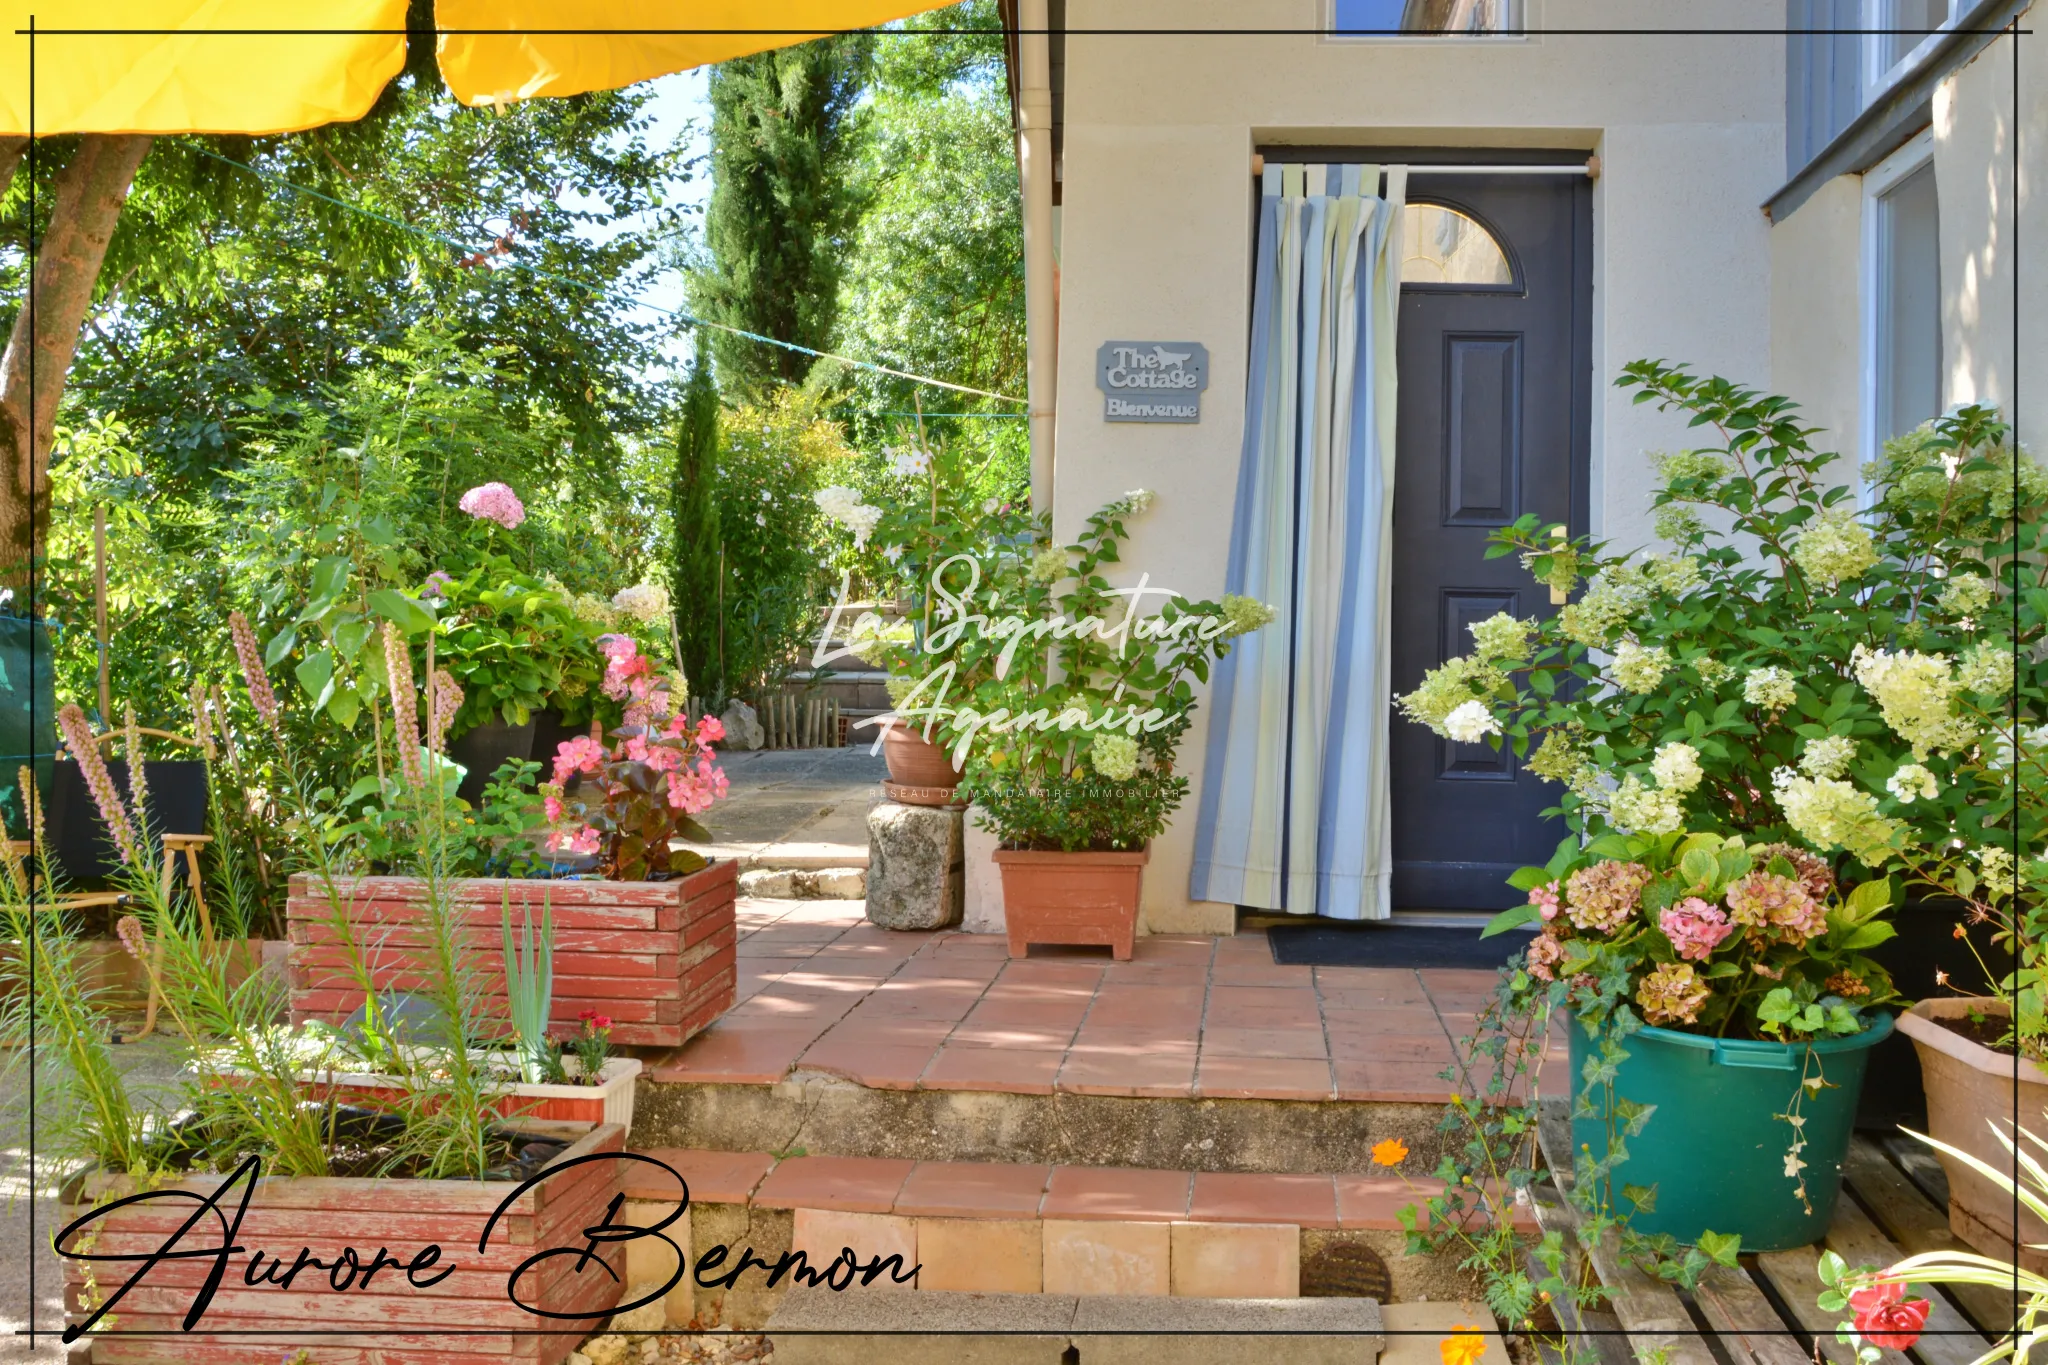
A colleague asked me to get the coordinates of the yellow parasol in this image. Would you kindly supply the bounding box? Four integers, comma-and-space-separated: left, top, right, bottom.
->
1, 0, 954, 136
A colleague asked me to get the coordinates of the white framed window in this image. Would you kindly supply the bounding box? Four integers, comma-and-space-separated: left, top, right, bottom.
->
1329, 0, 1522, 38
1860, 128, 1942, 503
1863, 0, 1959, 103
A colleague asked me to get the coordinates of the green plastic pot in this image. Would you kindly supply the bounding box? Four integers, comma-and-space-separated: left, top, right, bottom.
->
1567, 1012, 1894, 1251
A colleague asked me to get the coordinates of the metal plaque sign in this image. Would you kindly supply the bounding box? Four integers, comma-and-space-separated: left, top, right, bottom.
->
1095, 340, 1209, 423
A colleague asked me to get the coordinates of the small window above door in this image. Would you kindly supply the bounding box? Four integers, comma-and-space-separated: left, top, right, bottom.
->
1401, 204, 1516, 287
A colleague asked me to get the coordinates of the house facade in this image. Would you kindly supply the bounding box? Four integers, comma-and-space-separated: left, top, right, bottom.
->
999, 0, 2040, 934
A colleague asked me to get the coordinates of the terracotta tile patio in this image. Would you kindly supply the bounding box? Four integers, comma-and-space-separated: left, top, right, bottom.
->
647, 898, 1555, 1102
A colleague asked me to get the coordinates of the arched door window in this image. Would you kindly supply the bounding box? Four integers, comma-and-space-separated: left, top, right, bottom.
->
1401, 203, 1515, 287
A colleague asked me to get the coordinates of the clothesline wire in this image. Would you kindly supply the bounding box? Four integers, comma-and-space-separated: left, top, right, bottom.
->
189, 144, 1027, 406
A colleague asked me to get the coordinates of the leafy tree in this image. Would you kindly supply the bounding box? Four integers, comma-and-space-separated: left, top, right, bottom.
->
671, 356, 724, 700
690, 35, 872, 399
832, 1, 1026, 491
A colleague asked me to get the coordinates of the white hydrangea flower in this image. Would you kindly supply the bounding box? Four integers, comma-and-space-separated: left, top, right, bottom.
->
610, 582, 671, 625
1799, 735, 1857, 780
1694, 657, 1734, 687
1979, 845, 2017, 899
1650, 741, 1703, 794
1468, 612, 1535, 664
1743, 666, 1798, 713
1851, 644, 1978, 757
1984, 723, 2048, 770
813, 484, 884, 548
1959, 642, 2015, 697
1091, 732, 1139, 781
1221, 595, 1278, 638
1771, 767, 1900, 865
1885, 763, 1940, 803
1610, 774, 1684, 836
1029, 544, 1068, 585
1938, 572, 1993, 621
1121, 489, 1156, 515
1444, 700, 1501, 744
1609, 638, 1670, 694
1791, 509, 1880, 585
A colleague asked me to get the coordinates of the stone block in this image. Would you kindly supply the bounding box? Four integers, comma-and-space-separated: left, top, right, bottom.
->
790, 1208, 920, 1286
622, 1200, 689, 1290
916, 1217, 1044, 1293
767, 1287, 1075, 1365
739, 868, 798, 898
1072, 1295, 1385, 1365
809, 866, 868, 899
1041, 1219, 1170, 1297
866, 801, 964, 930
1170, 1221, 1299, 1298
962, 804, 1007, 935
605, 1283, 668, 1334
719, 699, 764, 750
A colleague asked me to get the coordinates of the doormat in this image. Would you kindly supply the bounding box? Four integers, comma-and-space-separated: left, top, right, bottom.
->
1266, 920, 1535, 970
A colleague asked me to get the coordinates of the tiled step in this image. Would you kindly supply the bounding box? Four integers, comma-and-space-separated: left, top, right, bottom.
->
631, 904, 1567, 1174
764, 1287, 1390, 1365
612, 1145, 1536, 1331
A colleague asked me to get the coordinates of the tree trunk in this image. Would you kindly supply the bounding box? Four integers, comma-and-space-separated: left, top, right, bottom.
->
0, 134, 152, 586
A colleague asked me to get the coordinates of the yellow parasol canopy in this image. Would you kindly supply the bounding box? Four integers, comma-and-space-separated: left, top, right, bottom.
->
1, 0, 955, 136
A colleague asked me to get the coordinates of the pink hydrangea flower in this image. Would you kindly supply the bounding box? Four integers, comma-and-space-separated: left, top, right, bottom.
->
458, 482, 526, 529
1660, 897, 1734, 962
1529, 881, 1561, 921
421, 570, 455, 600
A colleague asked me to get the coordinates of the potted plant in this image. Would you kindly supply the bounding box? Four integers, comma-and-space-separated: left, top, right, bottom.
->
1505, 831, 1898, 1250
814, 435, 1034, 804
7, 654, 630, 1361
919, 492, 1274, 957
1396, 366, 2043, 1253
291, 624, 738, 1050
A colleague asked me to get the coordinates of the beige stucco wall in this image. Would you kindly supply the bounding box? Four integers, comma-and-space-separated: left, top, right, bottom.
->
1767, 174, 1864, 462
1045, 0, 1784, 930
1767, 14, 2041, 481
1934, 18, 2041, 454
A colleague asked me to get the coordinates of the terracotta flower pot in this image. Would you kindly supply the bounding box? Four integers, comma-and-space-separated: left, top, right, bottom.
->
882, 723, 964, 806
993, 847, 1147, 960
1896, 996, 2048, 1269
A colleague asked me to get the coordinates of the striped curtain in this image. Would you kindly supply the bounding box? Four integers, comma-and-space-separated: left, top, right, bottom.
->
1189, 162, 1406, 921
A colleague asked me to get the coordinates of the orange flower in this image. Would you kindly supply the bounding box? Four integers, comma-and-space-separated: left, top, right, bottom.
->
1371, 1138, 1409, 1167
1440, 1327, 1488, 1365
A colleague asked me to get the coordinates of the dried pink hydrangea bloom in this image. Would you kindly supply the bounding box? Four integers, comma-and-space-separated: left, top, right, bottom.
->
1565, 860, 1653, 935
458, 482, 526, 529
1525, 931, 1567, 982
1749, 842, 1835, 901
1637, 961, 1711, 1026
228, 611, 280, 731
1725, 871, 1827, 944
1660, 897, 1734, 962
1529, 881, 1562, 921
58, 704, 139, 867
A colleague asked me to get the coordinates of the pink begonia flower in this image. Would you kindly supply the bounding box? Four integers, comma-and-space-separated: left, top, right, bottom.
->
1660, 897, 1735, 962
458, 482, 526, 529
697, 715, 726, 744
1529, 881, 1561, 921
545, 826, 602, 857
542, 794, 565, 822
551, 735, 607, 785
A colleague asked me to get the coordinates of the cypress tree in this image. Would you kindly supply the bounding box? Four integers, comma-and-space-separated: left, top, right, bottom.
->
671, 355, 725, 702
691, 35, 871, 399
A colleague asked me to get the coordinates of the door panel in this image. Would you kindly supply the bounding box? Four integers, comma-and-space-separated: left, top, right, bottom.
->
1390, 172, 1591, 910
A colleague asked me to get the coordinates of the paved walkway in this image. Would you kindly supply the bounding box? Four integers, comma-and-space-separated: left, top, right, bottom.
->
698, 746, 888, 869
648, 899, 1560, 1103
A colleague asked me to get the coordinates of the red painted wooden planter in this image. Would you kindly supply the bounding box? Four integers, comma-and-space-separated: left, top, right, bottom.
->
61, 1122, 629, 1365
286, 862, 737, 1048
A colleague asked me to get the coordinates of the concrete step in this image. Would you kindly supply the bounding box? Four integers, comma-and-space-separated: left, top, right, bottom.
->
766, 1288, 1389, 1364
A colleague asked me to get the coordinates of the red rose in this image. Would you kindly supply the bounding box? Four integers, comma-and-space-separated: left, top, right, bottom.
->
1849, 1282, 1930, 1351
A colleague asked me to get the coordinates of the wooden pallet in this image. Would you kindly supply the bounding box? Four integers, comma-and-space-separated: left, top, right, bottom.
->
1533, 1100, 2019, 1365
